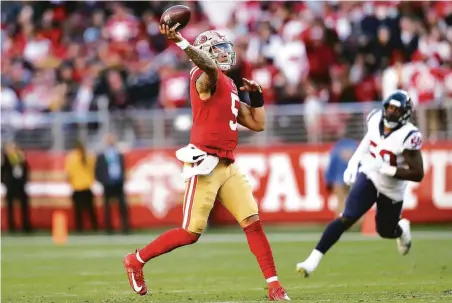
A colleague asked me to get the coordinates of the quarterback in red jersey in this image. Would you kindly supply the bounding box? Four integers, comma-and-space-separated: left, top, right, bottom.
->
123, 25, 290, 301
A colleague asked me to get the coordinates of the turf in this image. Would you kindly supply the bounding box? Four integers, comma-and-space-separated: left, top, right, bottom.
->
2, 230, 452, 302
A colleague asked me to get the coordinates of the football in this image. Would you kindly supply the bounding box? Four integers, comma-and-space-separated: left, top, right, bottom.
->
160, 5, 191, 32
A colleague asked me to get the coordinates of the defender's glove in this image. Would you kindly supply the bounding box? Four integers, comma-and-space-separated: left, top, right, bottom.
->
362, 153, 397, 177
377, 155, 397, 177
343, 165, 358, 186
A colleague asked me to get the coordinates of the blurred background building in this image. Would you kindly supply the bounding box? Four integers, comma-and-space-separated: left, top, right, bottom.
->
1, 1, 451, 232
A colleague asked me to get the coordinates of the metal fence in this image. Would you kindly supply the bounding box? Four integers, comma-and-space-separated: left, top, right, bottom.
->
1, 102, 451, 151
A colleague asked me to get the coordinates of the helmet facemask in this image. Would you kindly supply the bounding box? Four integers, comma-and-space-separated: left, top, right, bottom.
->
210, 43, 236, 71
383, 103, 402, 128
383, 101, 410, 129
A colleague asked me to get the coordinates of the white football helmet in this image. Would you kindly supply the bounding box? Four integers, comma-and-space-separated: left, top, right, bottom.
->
193, 30, 236, 71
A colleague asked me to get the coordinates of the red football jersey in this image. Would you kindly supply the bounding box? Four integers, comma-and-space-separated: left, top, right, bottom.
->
189, 66, 240, 161
409, 66, 442, 104
161, 71, 189, 108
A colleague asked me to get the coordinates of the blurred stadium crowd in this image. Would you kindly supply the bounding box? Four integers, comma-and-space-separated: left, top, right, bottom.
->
2, 1, 452, 110
1, 1, 451, 143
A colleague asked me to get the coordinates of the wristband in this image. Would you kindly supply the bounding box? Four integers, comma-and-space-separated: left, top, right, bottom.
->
176, 39, 190, 50
380, 165, 397, 177
249, 89, 264, 108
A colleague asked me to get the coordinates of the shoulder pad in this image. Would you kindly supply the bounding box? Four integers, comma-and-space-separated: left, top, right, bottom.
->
366, 109, 380, 123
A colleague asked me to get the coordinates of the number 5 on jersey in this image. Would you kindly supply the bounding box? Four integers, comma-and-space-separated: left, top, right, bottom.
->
229, 92, 239, 131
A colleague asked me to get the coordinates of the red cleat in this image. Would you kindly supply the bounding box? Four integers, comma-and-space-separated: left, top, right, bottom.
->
268, 286, 291, 301
123, 251, 148, 295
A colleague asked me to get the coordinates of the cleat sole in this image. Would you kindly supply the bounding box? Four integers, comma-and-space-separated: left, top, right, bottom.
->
296, 267, 310, 278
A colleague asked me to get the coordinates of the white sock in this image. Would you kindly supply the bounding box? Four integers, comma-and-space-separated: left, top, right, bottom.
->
136, 251, 145, 264
266, 276, 278, 283
306, 249, 323, 265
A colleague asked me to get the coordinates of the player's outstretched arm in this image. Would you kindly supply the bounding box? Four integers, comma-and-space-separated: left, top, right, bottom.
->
351, 109, 378, 168
343, 132, 370, 185
394, 149, 424, 182
348, 132, 371, 168
186, 44, 219, 95
237, 78, 266, 132
159, 25, 218, 95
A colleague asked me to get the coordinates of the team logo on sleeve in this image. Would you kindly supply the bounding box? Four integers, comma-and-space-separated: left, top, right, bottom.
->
410, 134, 422, 149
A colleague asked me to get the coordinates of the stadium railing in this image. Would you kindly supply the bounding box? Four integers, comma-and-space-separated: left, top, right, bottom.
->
1, 102, 450, 151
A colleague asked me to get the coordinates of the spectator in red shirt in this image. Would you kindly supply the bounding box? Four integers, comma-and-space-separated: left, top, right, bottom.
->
251, 55, 279, 104
351, 54, 380, 102
104, 2, 139, 43
159, 66, 189, 109
303, 19, 336, 85
39, 9, 62, 46
329, 64, 357, 103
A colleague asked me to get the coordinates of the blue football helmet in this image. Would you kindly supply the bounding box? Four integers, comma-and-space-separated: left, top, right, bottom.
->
382, 90, 413, 128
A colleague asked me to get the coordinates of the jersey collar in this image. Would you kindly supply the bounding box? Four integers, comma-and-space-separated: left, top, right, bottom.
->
379, 119, 403, 138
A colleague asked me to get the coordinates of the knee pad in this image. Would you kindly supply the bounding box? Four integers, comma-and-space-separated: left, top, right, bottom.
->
184, 218, 207, 236
241, 214, 260, 229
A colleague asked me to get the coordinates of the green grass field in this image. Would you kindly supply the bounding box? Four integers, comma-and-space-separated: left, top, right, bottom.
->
2, 227, 452, 302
